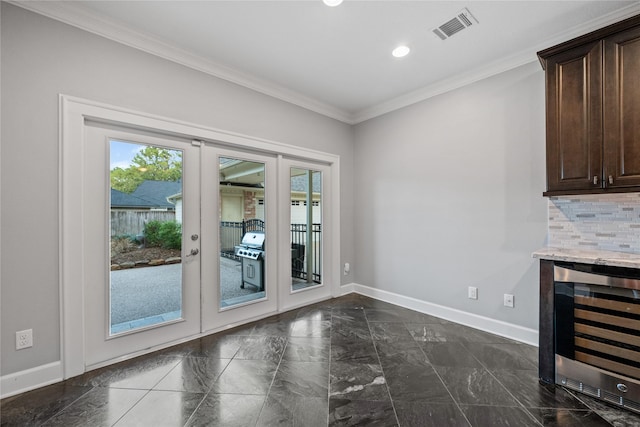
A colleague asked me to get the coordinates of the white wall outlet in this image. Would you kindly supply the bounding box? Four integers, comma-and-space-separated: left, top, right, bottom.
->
16, 329, 33, 350
344, 262, 350, 275
468, 286, 478, 300
504, 294, 515, 308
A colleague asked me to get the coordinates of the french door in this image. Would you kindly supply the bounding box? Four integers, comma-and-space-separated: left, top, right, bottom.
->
83, 124, 277, 368
61, 96, 340, 377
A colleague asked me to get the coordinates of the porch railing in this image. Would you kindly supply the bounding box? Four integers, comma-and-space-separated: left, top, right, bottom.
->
290, 223, 322, 283
220, 219, 321, 282
219, 219, 265, 259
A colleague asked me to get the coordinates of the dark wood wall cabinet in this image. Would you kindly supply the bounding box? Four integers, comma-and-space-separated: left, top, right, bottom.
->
538, 15, 640, 196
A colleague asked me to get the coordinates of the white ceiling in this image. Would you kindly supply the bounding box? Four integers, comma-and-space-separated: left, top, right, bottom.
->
13, 1, 640, 123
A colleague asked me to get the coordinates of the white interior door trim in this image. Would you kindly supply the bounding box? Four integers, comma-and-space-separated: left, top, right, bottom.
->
200, 145, 279, 333
277, 157, 336, 312
59, 94, 341, 379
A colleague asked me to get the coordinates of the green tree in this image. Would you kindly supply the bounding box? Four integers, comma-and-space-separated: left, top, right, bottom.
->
110, 146, 182, 193
110, 167, 144, 194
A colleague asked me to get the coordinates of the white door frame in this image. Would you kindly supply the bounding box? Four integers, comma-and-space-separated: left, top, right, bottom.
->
278, 157, 333, 312
59, 94, 341, 379
200, 145, 279, 333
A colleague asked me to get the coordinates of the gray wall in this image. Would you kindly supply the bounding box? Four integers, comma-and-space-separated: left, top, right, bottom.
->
353, 61, 548, 330
1, 2, 549, 381
0, 3, 354, 376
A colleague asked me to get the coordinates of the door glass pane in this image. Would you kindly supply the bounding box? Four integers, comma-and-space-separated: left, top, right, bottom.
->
109, 140, 183, 335
291, 168, 322, 290
219, 157, 267, 308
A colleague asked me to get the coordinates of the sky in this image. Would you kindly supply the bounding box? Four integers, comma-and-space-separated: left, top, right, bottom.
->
109, 139, 182, 171
110, 140, 143, 171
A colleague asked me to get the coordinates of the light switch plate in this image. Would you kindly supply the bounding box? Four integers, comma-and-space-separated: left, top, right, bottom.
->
504, 294, 514, 308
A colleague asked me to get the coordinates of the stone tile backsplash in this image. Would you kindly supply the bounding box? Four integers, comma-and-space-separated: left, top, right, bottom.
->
548, 193, 640, 253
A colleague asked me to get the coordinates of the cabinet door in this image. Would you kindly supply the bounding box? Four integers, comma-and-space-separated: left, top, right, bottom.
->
545, 42, 603, 193
604, 26, 640, 189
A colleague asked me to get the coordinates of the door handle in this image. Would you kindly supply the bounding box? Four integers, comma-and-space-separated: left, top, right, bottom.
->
186, 248, 199, 257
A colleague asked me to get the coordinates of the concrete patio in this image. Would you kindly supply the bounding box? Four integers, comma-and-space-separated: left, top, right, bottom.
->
110, 257, 262, 333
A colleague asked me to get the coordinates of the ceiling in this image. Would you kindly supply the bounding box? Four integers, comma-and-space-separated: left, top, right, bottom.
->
13, 1, 640, 123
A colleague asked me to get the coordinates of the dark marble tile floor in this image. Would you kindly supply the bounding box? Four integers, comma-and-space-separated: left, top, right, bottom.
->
2, 294, 640, 426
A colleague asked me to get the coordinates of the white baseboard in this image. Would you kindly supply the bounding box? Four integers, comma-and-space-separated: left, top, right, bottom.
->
1, 361, 63, 399
1, 284, 538, 399
351, 283, 539, 347
339, 283, 355, 295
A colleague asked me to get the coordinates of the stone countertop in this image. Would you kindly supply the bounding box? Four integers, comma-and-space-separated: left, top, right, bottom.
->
532, 247, 640, 269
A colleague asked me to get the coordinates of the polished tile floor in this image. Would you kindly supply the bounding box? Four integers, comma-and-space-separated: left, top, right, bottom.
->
2, 294, 640, 426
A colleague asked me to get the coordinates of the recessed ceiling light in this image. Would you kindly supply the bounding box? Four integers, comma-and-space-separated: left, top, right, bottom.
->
323, 0, 343, 6
392, 45, 410, 58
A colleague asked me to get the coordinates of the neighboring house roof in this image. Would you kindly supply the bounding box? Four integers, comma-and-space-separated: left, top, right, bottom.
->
110, 188, 155, 209
111, 180, 182, 209
132, 180, 182, 209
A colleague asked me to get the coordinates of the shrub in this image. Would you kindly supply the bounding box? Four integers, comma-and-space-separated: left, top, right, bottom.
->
111, 235, 135, 256
158, 221, 182, 250
143, 220, 163, 248
144, 220, 182, 249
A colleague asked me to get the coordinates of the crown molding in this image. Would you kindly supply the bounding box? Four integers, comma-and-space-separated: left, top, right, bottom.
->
353, 2, 640, 124
8, 1, 355, 124
353, 52, 538, 124
9, 1, 640, 126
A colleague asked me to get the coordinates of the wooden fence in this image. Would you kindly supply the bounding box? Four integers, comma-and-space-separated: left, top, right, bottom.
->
110, 210, 175, 237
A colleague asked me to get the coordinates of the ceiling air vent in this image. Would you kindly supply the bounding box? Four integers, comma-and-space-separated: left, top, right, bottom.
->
432, 8, 478, 40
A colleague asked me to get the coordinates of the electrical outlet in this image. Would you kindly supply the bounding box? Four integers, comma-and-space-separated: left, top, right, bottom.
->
504, 294, 514, 308
468, 286, 478, 300
344, 262, 350, 275
16, 329, 33, 350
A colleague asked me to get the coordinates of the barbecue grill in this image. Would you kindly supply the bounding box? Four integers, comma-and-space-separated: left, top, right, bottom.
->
234, 231, 265, 291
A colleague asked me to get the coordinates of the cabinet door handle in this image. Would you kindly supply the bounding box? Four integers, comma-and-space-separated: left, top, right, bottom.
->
609, 175, 614, 185
593, 176, 598, 185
